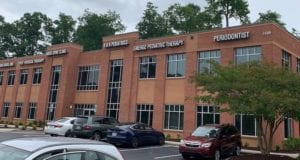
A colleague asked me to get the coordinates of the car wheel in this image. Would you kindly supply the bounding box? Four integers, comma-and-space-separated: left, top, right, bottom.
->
158, 135, 165, 145
64, 130, 72, 137
214, 150, 220, 160
181, 153, 190, 160
92, 132, 102, 141
131, 137, 139, 148
233, 145, 241, 156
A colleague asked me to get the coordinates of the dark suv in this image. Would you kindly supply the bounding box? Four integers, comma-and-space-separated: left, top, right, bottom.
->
179, 124, 241, 160
72, 116, 119, 141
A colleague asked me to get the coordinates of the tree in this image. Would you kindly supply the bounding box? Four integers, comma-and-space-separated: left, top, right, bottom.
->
192, 62, 300, 155
206, 0, 250, 27
136, 2, 173, 39
255, 10, 286, 28
292, 28, 300, 39
49, 13, 76, 44
74, 10, 125, 51
0, 15, 14, 59
165, 3, 220, 34
11, 12, 52, 57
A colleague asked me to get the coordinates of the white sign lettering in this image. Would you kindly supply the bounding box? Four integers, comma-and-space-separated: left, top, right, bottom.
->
103, 40, 128, 48
214, 32, 250, 42
46, 49, 67, 56
134, 40, 184, 51
0, 62, 14, 68
18, 58, 45, 65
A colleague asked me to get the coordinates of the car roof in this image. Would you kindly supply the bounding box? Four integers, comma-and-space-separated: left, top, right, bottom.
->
1, 137, 110, 152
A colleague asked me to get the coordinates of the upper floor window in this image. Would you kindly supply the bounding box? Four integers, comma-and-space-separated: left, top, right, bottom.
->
139, 56, 156, 79
235, 46, 261, 64
198, 50, 221, 74
167, 53, 185, 77
7, 70, 15, 85
32, 68, 43, 84
0, 71, 3, 85
20, 69, 28, 85
77, 65, 100, 90
282, 50, 291, 70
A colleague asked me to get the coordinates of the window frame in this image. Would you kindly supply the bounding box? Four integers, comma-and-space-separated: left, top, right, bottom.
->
235, 114, 257, 136
196, 105, 220, 127
32, 68, 43, 84
14, 103, 23, 119
76, 65, 100, 90
0, 71, 3, 85
166, 53, 186, 78
164, 104, 184, 130
136, 104, 153, 126
139, 56, 156, 79
2, 102, 10, 118
20, 69, 28, 85
28, 102, 37, 120
235, 46, 261, 65
198, 50, 221, 74
7, 70, 15, 85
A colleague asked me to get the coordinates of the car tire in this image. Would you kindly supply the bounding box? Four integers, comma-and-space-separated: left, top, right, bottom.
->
64, 130, 72, 137
158, 135, 165, 145
181, 153, 190, 160
214, 150, 220, 160
92, 132, 102, 141
131, 137, 139, 148
233, 145, 241, 156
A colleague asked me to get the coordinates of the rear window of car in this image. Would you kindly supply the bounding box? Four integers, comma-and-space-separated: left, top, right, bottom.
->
0, 144, 30, 160
74, 117, 88, 125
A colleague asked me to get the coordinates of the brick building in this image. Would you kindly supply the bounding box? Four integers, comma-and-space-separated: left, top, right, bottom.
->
0, 23, 299, 147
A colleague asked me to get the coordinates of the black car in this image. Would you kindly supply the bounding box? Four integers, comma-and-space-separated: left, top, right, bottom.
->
106, 122, 165, 148
72, 116, 119, 141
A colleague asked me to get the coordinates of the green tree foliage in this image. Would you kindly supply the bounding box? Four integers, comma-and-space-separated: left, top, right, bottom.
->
292, 28, 300, 39
206, 0, 250, 27
136, 2, 173, 39
165, 3, 220, 34
255, 10, 286, 28
49, 13, 76, 44
192, 62, 300, 154
74, 10, 125, 51
12, 12, 52, 57
0, 16, 14, 59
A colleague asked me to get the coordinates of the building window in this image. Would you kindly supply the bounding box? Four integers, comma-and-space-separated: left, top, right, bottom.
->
2, 102, 10, 117
32, 68, 42, 84
282, 50, 291, 70
20, 69, 28, 85
46, 66, 61, 121
167, 53, 185, 77
0, 71, 3, 85
7, 70, 15, 85
77, 65, 100, 90
27, 103, 37, 120
198, 50, 221, 74
106, 60, 123, 119
164, 104, 184, 130
284, 117, 293, 138
14, 103, 22, 118
74, 104, 96, 117
297, 59, 300, 76
136, 104, 153, 126
235, 114, 256, 136
140, 56, 156, 79
235, 46, 261, 64
197, 105, 220, 126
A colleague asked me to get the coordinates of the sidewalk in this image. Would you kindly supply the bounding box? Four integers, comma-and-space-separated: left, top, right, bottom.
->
165, 141, 300, 159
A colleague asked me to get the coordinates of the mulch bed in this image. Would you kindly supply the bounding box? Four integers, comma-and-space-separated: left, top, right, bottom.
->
229, 154, 295, 160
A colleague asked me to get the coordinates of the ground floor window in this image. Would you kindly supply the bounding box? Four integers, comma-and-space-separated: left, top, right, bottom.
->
284, 117, 293, 138
106, 104, 119, 120
27, 103, 37, 120
164, 104, 184, 130
197, 105, 220, 126
14, 103, 22, 118
2, 103, 10, 117
74, 104, 96, 117
136, 104, 153, 126
235, 114, 256, 136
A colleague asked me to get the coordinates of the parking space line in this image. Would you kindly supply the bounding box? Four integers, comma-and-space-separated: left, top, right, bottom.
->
154, 154, 181, 159
119, 145, 176, 152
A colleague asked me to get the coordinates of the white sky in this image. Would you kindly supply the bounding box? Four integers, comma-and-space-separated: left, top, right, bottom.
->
0, 0, 299, 32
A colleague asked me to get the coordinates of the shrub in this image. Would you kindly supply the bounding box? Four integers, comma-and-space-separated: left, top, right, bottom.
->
18, 122, 23, 126
15, 124, 19, 128
166, 134, 171, 140
243, 142, 249, 148
4, 124, 7, 128
283, 137, 300, 151
275, 144, 280, 152
21, 125, 27, 130
32, 125, 37, 130
176, 134, 181, 141
27, 122, 32, 127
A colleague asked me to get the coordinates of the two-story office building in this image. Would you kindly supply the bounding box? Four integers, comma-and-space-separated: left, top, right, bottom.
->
0, 23, 300, 147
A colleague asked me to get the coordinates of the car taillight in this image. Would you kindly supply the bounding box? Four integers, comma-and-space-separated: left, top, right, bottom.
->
83, 125, 92, 130
54, 125, 63, 128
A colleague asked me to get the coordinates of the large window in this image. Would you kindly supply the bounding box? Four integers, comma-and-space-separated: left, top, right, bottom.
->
164, 104, 184, 130
20, 69, 28, 85
77, 65, 100, 90
284, 117, 293, 138
14, 103, 22, 118
32, 68, 42, 84
282, 50, 291, 70
7, 70, 15, 85
46, 66, 61, 121
235, 114, 256, 136
235, 46, 261, 64
140, 56, 156, 79
167, 53, 185, 77
136, 104, 153, 126
198, 50, 221, 74
2, 103, 10, 117
27, 103, 37, 120
0, 71, 3, 85
74, 104, 96, 117
197, 105, 220, 126
297, 59, 300, 76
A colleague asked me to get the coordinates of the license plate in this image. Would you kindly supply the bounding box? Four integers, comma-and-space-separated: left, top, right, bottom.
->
112, 132, 117, 136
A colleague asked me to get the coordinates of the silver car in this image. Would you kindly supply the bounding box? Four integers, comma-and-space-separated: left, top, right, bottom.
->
44, 117, 77, 137
0, 137, 124, 160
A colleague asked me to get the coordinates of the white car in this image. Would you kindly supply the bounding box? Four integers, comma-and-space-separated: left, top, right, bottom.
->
0, 137, 124, 160
44, 117, 76, 137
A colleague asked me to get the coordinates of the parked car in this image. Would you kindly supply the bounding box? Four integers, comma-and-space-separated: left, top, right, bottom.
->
44, 117, 77, 137
106, 122, 165, 148
72, 116, 119, 141
0, 136, 124, 160
179, 124, 241, 160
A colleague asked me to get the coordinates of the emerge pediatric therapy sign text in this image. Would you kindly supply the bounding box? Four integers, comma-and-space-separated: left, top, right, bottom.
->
134, 40, 184, 51
214, 32, 249, 42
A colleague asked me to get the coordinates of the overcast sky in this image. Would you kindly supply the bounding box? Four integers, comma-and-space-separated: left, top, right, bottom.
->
0, 0, 299, 32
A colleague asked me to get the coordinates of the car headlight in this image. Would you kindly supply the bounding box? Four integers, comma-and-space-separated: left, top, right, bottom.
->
201, 142, 212, 148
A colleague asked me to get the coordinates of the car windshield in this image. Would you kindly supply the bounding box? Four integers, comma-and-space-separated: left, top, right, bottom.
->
192, 126, 219, 138
0, 144, 30, 160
